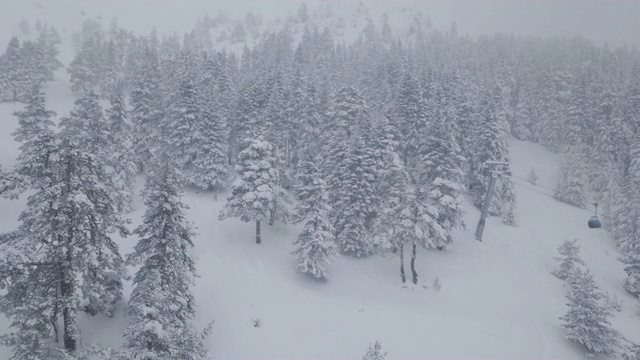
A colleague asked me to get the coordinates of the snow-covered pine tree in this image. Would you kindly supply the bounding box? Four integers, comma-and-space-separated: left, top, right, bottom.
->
297, 81, 326, 162
58, 90, 129, 319
100, 39, 122, 97
219, 133, 289, 244
564, 72, 595, 152
0, 36, 23, 101
5, 83, 56, 197
163, 66, 200, 179
320, 87, 378, 257
618, 207, 640, 297
130, 43, 161, 172
0, 96, 129, 354
416, 110, 466, 249
471, 84, 515, 217
554, 150, 588, 208
190, 52, 230, 190
362, 341, 387, 360
262, 72, 293, 169
369, 116, 416, 282
291, 156, 337, 280
531, 71, 567, 152
511, 86, 534, 141
230, 79, 267, 163
284, 68, 306, 167
124, 151, 209, 360
389, 73, 428, 173
623, 342, 640, 360
590, 91, 628, 193
617, 133, 640, 297
17, 40, 49, 95
560, 267, 621, 358
36, 24, 63, 81
552, 239, 586, 280
331, 133, 378, 258
68, 38, 101, 94
105, 83, 136, 212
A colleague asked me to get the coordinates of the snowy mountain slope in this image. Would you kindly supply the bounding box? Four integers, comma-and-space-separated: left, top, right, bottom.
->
0, 0, 435, 60
0, 84, 638, 359
1, 3, 639, 358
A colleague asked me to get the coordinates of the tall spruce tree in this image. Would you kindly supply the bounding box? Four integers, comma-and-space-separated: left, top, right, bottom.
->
292, 156, 337, 280
0, 92, 128, 354
124, 152, 209, 360
552, 239, 586, 280
130, 43, 161, 172
554, 150, 588, 208
4, 84, 56, 197
191, 52, 230, 190
105, 84, 136, 212
390, 73, 428, 173
471, 85, 515, 217
416, 110, 466, 249
331, 134, 378, 257
560, 268, 621, 358
219, 133, 289, 244
0, 36, 23, 101
58, 90, 129, 319
164, 74, 200, 178
0, 85, 59, 356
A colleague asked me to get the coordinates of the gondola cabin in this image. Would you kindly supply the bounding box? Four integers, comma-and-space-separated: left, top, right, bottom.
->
588, 216, 602, 229
469, 179, 484, 191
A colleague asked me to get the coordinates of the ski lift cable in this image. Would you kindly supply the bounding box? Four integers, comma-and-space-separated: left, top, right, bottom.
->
510, 174, 557, 193
509, 178, 606, 224
510, 178, 556, 199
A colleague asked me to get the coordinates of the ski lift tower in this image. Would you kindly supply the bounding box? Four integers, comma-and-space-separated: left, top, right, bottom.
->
475, 161, 510, 241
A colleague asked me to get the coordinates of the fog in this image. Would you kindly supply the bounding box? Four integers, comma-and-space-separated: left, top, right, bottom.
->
1, 0, 638, 48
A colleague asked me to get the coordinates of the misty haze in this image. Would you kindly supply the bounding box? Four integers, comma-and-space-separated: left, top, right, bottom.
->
0, 0, 639, 359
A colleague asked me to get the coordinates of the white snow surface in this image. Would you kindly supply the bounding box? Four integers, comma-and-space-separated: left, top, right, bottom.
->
0, 77, 639, 359
0, 1, 639, 357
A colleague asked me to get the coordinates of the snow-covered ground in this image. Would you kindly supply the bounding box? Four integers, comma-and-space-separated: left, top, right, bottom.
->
0, 74, 638, 359
1, 1, 639, 358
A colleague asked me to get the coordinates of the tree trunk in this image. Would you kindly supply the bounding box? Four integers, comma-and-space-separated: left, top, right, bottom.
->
411, 241, 418, 285
51, 302, 59, 343
400, 243, 406, 283
61, 281, 76, 352
255, 220, 261, 244
61, 156, 77, 353
285, 139, 291, 168
269, 210, 274, 226
61, 259, 76, 352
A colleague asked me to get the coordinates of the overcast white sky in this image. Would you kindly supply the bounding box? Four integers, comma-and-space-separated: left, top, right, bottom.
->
1, 0, 639, 48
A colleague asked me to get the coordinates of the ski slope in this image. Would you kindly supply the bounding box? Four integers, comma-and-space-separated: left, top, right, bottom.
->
0, 73, 638, 359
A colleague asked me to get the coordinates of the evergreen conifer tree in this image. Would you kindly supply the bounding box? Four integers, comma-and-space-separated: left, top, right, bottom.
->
5, 84, 56, 196
362, 341, 387, 360
219, 134, 289, 244
130, 44, 161, 172
105, 84, 136, 212
560, 268, 621, 358
417, 111, 466, 249
552, 239, 586, 280
331, 134, 378, 258
554, 150, 588, 208
616, 179, 640, 297
124, 152, 209, 360
0, 37, 23, 101
0, 93, 128, 353
292, 156, 337, 280
471, 85, 515, 217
